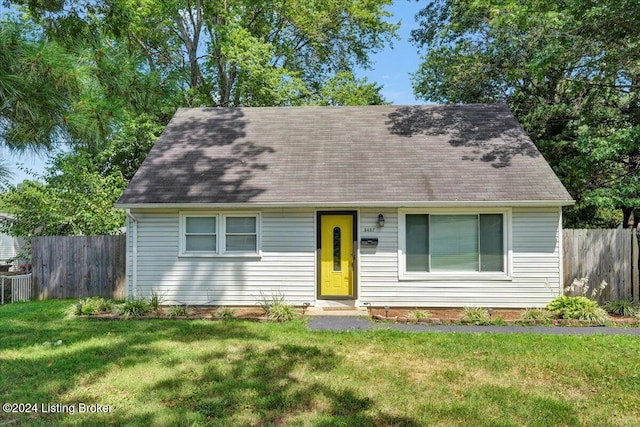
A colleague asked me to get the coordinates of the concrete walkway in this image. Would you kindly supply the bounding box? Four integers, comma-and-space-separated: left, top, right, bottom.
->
307, 316, 640, 335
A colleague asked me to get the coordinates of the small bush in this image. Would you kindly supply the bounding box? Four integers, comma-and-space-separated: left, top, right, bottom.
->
257, 291, 286, 314
118, 296, 151, 318
461, 306, 491, 324
521, 308, 552, 322
546, 296, 609, 323
149, 291, 162, 311
69, 297, 113, 316
407, 309, 431, 322
257, 292, 297, 321
212, 306, 235, 319
267, 303, 297, 321
605, 299, 637, 317
575, 304, 610, 324
167, 304, 189, 317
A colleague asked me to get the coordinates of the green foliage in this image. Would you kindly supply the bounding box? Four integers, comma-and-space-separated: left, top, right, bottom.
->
309, 71, 387, 106
0, 160, 13, 192
167, 304, 189, 318
0, 152, 126, 237
546, 296, 609, 323
461, 306, 491, 324
407, 309, 431, 322
0, 19, 81, 151
411, 0, 640, 227
257, 292, 298, 321
118, 296, 152, 318
149, 291, 161, 312
266, 303, 298, 322
605, 300, 637, 317
520, 308, 553, 323
212, 306, 235, 320
69, 297, 114, 316
27, 0, 396, 108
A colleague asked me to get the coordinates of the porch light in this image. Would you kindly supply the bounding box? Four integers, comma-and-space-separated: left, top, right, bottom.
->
378, 214, 385, 227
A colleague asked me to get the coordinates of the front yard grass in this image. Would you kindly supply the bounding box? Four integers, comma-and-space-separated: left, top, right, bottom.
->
1, 300, 640, 426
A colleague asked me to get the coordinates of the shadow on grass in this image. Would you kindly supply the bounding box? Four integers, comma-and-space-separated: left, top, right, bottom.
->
136, 343, 420, 426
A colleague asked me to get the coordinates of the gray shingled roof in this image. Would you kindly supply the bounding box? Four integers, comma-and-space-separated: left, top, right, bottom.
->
117, 104, 573, 206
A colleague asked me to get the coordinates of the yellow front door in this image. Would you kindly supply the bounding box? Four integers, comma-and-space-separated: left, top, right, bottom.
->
320, 214, 354, 297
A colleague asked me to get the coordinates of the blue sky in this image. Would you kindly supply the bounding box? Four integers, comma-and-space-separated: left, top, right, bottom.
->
3, 1, 426, 184
357, 1, 426, 106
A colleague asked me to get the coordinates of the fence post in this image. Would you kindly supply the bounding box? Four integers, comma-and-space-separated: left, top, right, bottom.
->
633, 228, 639, 304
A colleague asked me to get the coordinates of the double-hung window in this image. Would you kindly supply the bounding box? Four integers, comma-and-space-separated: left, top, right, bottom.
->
180, 213, 260, 256
402, 211, 507, 277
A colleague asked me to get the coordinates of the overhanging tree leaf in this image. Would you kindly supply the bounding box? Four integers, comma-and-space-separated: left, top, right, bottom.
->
412, 0, 640, 228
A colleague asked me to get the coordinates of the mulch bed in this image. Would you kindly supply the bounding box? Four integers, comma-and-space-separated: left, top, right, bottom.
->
369, 314, 640, 326
74, 306, 640, 326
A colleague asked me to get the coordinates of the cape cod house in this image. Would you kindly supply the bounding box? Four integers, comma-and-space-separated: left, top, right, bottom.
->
117, 105, 573, 308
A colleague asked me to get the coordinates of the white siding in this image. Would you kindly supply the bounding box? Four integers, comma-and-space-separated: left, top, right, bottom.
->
131, 206, 563, 308
358, 207, 562, 308
0, 233, 25, 271
130, 209, 316, 305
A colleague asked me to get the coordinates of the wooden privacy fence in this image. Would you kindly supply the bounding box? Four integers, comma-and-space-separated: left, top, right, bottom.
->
563, 229, 640, 303
31, 235, 126, 300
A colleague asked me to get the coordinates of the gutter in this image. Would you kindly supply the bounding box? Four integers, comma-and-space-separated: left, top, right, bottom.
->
116, 200, 575, 210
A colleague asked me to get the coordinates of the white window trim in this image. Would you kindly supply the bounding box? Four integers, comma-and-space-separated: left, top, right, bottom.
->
398, 208, 512, 281
179, 212, 262, 257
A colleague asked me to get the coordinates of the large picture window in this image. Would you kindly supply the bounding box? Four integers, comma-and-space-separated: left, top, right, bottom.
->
403, 212, 506, 275
180, 213, 260, 256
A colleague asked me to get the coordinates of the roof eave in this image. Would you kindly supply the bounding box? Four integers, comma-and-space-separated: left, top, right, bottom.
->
116, 199, 575, 210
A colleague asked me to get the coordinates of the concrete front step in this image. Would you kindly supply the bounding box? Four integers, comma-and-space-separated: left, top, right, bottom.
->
303, 306, 370, 317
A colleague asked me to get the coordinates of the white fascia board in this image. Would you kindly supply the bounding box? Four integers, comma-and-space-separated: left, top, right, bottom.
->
116, 199, 575, 210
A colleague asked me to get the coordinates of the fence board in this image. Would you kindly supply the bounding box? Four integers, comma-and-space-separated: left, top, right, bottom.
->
31, 235, 126, 300
563, 229, 633, 303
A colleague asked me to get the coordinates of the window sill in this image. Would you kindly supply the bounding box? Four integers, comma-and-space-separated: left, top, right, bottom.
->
399, 273, 512, 282
179, 252, 262, 260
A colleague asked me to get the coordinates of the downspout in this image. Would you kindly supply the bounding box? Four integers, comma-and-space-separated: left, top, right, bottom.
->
126, 209, 138, 298
557, 206, 564, 296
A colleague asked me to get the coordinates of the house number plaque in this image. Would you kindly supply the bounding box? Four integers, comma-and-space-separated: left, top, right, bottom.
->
363, 227, 376, 233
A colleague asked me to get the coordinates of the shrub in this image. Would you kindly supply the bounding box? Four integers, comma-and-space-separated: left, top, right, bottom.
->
212, 306, 235, 319
521, 308, 553, 322
118, 296, 151, 318
167, 304, 189, 317
546, 296, 609, 323
257, 292, 297, 321
149, 290, 162, 311
461, 306, 491, 324
407, 309, 431, 322
605, 299, 637, 317
70, 297, 113, 316
575, 304, 610, 324
266, 303, 297, 321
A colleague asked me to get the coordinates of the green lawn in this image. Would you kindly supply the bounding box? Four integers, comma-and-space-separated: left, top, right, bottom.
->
1, 300, 640, 426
